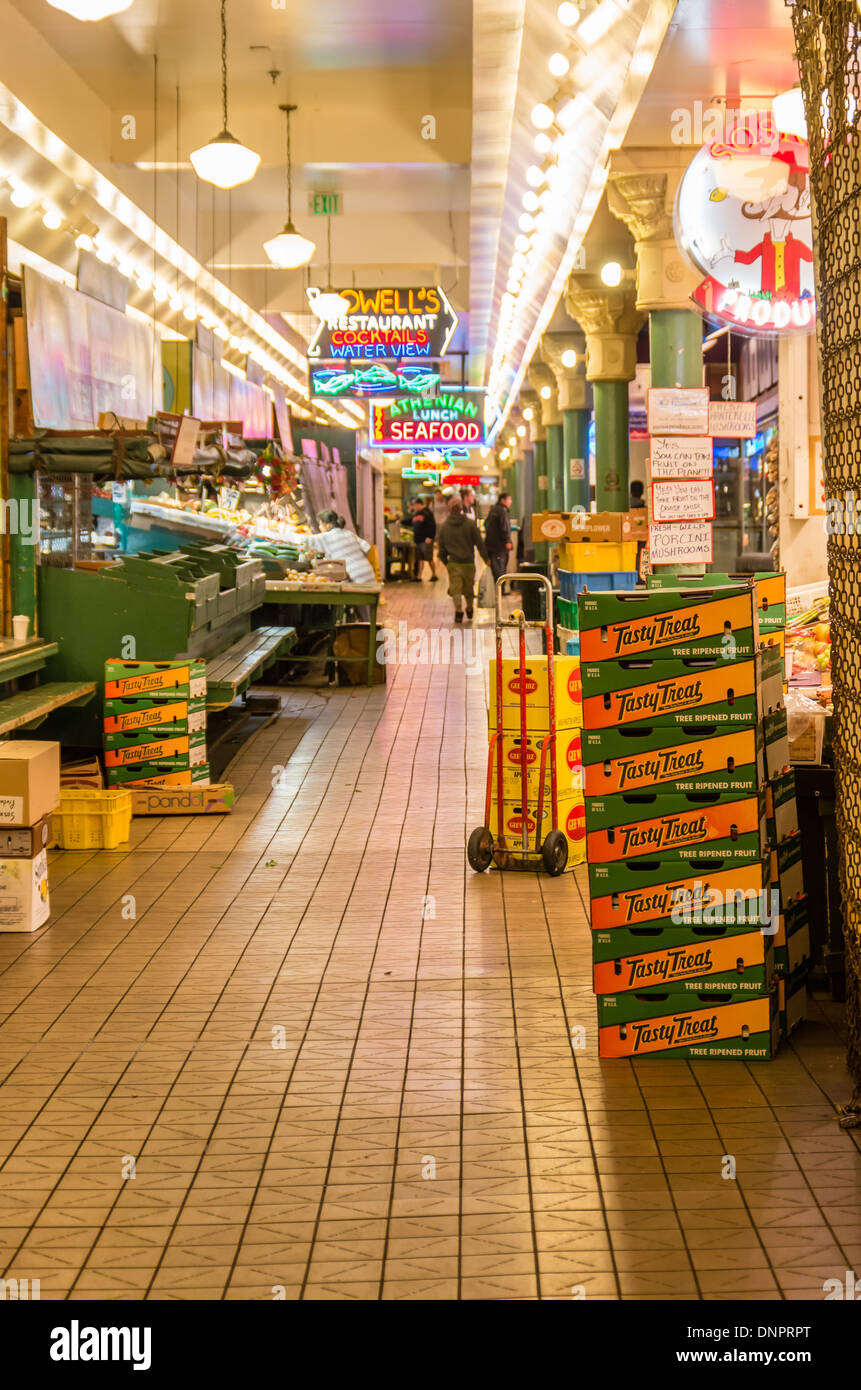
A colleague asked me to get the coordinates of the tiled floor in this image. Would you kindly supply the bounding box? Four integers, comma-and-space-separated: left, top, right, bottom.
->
0, 578, 859, 1300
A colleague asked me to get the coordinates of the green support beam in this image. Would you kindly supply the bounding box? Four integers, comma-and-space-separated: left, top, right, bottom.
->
649, 309, 703, 389
593, 380, 629, 511
546, 424, 564, 511
533, 438, 548, 563
562, 409, 590, 511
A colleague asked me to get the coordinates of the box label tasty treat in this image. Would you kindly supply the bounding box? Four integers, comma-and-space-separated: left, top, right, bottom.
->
585, 791, 767, 863
578, 587, 758, 662
648, 571, 786, 632
582, 725, 764, 796
589, 858, 771, 931
104, 731, 207, 768
104, 658, 207, 700
592, 924, 774, 994
103, 700, 207, 739
580, 655, 758, 730
597, 991, 778, 1059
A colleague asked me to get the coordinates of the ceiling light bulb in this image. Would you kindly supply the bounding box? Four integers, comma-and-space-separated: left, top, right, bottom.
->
95, 240, 114, 263
534, 131, 554, 156
561, 349, 577, 368
600, 260, 623, 287
264, 222, 316, 269
557, 1, 580, 24
531, 103, 555, 130
517, 425, 526, 437
540, 385, 552, 400
190, 133, 261, 190
522, 407, 534, 420
518, 212, 535, 232
514, 234, 531, 253
526, 165, 546, 189
183, 303, 199, 321
117, 256, 134, 277
169, 295, 184, 313
46, 0, 134, 18
228, 335, 242, 350
522, 190, 541, 212
9, 184, 35, 208
549, 52, 570, 77
42, 207, 63, 230
213, 322, 229, 340
75, 233, 95, 252
152, 279, 169, 303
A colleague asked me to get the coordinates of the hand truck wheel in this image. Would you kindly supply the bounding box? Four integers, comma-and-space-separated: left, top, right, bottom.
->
467, 826, 494, 873
541, 829, 568, 877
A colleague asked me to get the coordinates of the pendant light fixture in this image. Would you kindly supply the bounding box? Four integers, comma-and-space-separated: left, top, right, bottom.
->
264, 104, 316, 269
309, 216, 350, 320
190, 0, 260, 190
46, 0, 133, 18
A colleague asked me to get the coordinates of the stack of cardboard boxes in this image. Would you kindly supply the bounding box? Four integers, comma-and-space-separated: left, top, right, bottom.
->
578, 577, 806, 1059
0, 741, 59, 932
488, 653, 586, 862
103, 659, 210, 788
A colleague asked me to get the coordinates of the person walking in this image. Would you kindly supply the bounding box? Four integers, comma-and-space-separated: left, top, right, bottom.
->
438, 495, 488, 623
410, 495, 437, 582
485, 491, 513, 585
460, 487, 477, 520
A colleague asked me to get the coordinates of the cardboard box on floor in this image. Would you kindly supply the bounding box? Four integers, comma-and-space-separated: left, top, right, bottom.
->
0, 849, 50, 932
0, 813, 53, 859
0, 742, 60, 827
597, 986, 780, 1059
129, 783, 234, 815
531, 510, 648, 545
592, 922, 774, 995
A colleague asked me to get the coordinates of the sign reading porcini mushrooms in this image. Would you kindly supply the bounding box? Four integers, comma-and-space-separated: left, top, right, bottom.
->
675, 124, 815, 334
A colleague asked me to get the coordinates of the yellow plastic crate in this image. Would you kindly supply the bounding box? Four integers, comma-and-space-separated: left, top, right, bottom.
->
53, 789, 133, 850
558, 540, 640, 572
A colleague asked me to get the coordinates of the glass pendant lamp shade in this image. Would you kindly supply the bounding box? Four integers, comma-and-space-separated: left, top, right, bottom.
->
190, 132, 260, 189
47, 0, 133, 18
264, 220, 316, 269
192, 0, 260, 190
264, 105, 316, 267
311, 289, 350, 321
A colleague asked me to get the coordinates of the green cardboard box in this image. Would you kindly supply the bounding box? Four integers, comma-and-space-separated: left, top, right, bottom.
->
580, 652, 761, 731
589, 854, 772, 931
592, 922, 774, 995
577, 585, 759, 663
582, 723, 766, 797
648, 571, 786, 633
597, 985, 780, 1059
585, 789, 768, 864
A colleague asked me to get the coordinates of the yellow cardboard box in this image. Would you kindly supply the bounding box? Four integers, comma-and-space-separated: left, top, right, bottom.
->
489, 656, 582, 732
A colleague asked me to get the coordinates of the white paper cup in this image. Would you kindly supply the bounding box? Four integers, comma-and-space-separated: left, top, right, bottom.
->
12, 615, 29, 642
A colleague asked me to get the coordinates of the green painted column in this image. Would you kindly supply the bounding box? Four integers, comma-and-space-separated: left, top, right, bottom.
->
563, 409, 590, 511
593, 380, 629, 511
546, 424, 564, 511
9, 473, 38, 633
533, 438, 548, 563
649, 308, 703, 389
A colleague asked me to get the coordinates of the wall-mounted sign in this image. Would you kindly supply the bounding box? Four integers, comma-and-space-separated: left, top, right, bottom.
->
651, 479, 716, 522
370, 391, 490, 449
647, 387, 711, 436
441, 474, 481, 486
311, 364, 441, 398
307, 286, 459, 361
402, 467, 442, 481
708, 400, 757, 437
676, 129, 815, 335
649, 521, 713, 565
650, 436, 713, 480
309, 192, 341, 216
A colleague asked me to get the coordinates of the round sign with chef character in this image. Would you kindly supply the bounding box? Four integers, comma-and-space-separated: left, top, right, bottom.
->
675, 127, 815, 334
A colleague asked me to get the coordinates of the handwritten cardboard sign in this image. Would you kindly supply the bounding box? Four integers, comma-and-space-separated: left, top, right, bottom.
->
650, 435, 713, 480
708, 400, 757, 438
647, 387, 710, 436
649, 521, 713, 566
652, 479, 716, 522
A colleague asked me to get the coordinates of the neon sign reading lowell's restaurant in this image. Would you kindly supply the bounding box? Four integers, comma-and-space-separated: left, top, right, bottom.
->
307, 286, 459, 361
370, 392, 488, 448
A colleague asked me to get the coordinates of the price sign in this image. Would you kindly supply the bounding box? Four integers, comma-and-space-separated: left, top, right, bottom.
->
650, 436, 713, 480
649, 521, 713, 566
647, 387, 710, 436
708, 401, 757, 438
652, 479, 715, 522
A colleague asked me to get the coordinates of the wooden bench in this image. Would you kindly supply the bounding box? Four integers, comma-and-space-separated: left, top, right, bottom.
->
0, 639, 59, 683
205, 626, 297, 711
0, 682, 97, 736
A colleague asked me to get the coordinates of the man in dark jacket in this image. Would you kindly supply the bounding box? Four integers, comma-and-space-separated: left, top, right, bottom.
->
438, 495, 489, 622
410, 497, 437, 581
485, 492, 513, 585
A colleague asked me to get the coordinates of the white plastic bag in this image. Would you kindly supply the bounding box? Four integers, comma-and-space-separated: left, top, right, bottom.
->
477, 566, 495, 609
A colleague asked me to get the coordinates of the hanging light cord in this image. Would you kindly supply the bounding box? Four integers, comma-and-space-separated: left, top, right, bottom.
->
328, 214, 333, 282
286, 106, 293, 223
221, 0, 229, 132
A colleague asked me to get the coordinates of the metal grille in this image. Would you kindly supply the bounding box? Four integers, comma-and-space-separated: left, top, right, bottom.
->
36, 473, 94, 568
789, 0, 861, 1114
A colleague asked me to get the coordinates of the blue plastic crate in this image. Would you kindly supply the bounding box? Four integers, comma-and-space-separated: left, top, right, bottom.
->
565, 634, 580, 656
558, 569, 639, 600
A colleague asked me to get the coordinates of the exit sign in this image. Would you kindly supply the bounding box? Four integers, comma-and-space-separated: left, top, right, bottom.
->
309, 192, 341, 215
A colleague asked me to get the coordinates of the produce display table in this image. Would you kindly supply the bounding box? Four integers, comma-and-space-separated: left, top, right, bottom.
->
205, 626, 297, 711
264, 582, 381, 685
0, 638, 96, 736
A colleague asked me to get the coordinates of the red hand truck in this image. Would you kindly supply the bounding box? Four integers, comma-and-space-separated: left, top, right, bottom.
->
467, 572, 568, 877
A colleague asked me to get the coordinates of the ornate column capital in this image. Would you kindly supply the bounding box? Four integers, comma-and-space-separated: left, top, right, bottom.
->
608, 160, 702, 313
539, 333, 589, 412
527, 362, 562, 428
518, 388, 546, 444
565, 278, 645, 382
